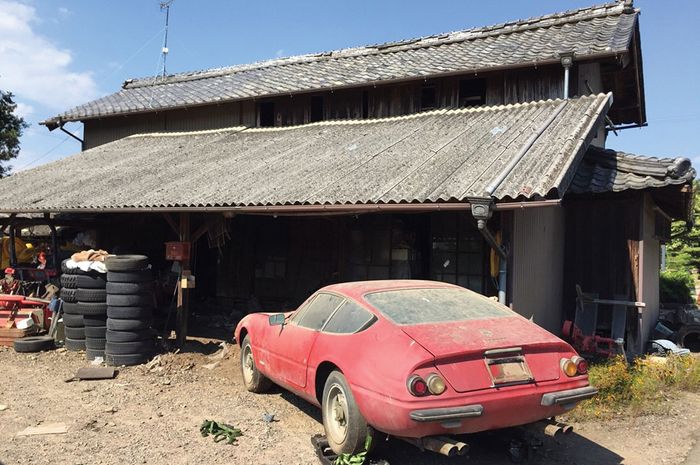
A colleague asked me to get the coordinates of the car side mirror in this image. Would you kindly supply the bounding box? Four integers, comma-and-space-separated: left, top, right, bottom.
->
268, 313, 285, 326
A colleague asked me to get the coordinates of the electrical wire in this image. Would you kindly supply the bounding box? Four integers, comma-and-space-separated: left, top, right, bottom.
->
14, 136, 70, 171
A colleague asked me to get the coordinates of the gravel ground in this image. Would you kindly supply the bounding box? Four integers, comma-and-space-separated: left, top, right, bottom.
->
1, 339, 699, 465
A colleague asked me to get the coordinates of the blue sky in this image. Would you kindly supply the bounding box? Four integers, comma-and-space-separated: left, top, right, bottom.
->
1, 0, 698, 172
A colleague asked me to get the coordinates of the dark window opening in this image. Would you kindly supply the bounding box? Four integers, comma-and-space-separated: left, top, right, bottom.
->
310, 96, 324, 122
259, 101, 275, 127
459, 79, 486, 107
362, 91, 369, 118
420, 86, 436, 111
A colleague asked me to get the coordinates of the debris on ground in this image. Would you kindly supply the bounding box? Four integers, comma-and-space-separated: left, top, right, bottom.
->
311, 434, 389, 465
200, 419, 243, 444
64, 366, 117, 382
16, 422, 68, 436
0, 404, 7, 411
262, 413, 277, 423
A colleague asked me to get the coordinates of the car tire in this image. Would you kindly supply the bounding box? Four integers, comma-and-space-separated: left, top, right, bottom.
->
107, 270, 153, 283
106, 329, 152, 342
65, 337, 86, 351
64, 326, 85, 339
106, 281, 153, 295
86, 338, 107, 350
61, 288, 78, 303
322, 371, 373, 455
107, 294, 153, 307
75, 274, 107, 289
77, 302, 108, 316
105, 255, 150, 272
84, 326, 107, 338
61, 275, 78, 289
62, 313, 83, 327
76, 288, 107, 302
107, 306, 153, 320
105, 352, 151, 366
86, 348, 105, 361
83, 314, 108, 327
105, 340, 154, 355
240, 335, 272, 393
14, 336, 55, 353
107, 318, 151, 331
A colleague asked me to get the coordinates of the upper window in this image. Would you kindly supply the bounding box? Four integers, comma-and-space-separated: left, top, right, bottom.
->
420, 86, 436, 111
324, 300, 376, 334
259, 101, 275, 127
365, 287, 511, 326
297, 293, 344, 330
459, 79, 486, 107
310, 96, 324, 122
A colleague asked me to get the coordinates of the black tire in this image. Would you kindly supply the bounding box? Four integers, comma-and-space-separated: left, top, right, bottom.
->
64, 326, 86, 339
107, 306, 153, 320
106, 281, 153, 295
76, 288, 107, 302
240, 335, 272, 393
83, 314, 108, 327
105, 255, 150, 272
322, 371, 373, 455
62, 313, 83, 327
84, 326, 107, 338
77, 302, 108, 316
107, 294, 153, 307
61, 275, 78, 289
106, 352, 151, 366
106, 340, 154, 355
86, 348, 105, 361
14, 336, 54, 353
62, 302, 81, 315
61, 288, 78, 303
106, 329, 152, 343
86, 338, 106, 350
75, 274, 107, 289
107, 318, 151, 331
107, 270, 153, 283
65, 337, 86, 351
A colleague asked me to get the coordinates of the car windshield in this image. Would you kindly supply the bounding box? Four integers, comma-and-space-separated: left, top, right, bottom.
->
364, 287, 512, 325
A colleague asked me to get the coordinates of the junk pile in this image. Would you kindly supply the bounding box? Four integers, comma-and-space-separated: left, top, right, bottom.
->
105, 255, 156, 366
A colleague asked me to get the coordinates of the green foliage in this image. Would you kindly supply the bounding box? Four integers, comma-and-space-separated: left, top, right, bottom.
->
570, 354, 700, 420
660, 270, 695, 304
335, 434, 373, 465
666, 180, 700, 273
0, 90, 28, 177
199, 419, 242, 444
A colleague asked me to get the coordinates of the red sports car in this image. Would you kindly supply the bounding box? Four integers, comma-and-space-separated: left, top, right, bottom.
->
234, 280, 596, 455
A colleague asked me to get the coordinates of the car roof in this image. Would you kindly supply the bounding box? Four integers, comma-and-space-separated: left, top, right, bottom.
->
319, 280, 459, 299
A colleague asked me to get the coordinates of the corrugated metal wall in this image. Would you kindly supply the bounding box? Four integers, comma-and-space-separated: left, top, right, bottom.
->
511, 206, 566, 333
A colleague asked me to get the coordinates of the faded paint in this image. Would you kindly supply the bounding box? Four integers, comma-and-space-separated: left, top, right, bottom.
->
639, 193, 661, 350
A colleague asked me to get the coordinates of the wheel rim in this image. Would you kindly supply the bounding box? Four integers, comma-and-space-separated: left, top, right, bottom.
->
242, 345, 255, 384
324, 383, 349, 445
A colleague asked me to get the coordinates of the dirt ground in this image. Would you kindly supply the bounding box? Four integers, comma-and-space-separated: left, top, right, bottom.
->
1, 338, 699, 465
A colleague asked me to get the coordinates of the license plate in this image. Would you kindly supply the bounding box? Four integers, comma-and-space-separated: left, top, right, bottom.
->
485, 356, 533, 386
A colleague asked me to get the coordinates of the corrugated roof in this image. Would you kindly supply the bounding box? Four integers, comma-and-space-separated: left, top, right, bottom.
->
571, 146, 696, 194
2, 94, 611, 213
43, 2, 636, 125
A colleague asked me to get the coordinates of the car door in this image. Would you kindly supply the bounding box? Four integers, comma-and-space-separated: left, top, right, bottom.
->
263, 293, 344, 389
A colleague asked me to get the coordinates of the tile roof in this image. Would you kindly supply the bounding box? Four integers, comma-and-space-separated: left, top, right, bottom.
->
571, 146, 696, 194
4, 94, 611, 213
43, 2, 637, 125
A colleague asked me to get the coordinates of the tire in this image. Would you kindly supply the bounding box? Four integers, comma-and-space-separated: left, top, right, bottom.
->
106, 340, 154, 355
77, 302, 108, 316
107, 270, 153, 283
14, 336, 55, 353
240, 335, 272, 393
61, 275, 78, 289
107, 318, 151, 331
61, 288, 78, 303
105, 255, 150, 272
322, 371, 373, 455
65, 337, 86, 351
106, 329, 152, 343
106, 352, 151, 367
75, 274, 107, 289
107, 306, 153, 320
64, 326, 86, 339
83, 314, 108, 327
86, 338, 106, 350
62, 302, 81, 315
84, 326, 107, 338
107, 294, 153, 307
86, 348, 105, 361
76, 288, 107, 302
62, 313, 83, 327
106, 281, 153, 295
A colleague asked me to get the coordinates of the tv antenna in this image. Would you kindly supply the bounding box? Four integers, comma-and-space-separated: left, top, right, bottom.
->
159, 0, 174, 77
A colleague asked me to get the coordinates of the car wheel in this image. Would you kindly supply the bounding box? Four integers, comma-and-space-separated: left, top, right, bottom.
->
322, 370, 373, 455
240, 335, 272, 393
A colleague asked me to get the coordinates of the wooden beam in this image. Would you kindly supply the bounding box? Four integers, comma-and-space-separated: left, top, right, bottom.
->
175, 212, 191, 347
161, 213, 179, 237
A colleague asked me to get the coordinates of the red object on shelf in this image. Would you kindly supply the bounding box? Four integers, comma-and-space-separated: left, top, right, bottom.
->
165, 242, 191, 261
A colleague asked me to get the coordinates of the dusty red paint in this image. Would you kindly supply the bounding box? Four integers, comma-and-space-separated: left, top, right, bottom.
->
234, 280, 592, 438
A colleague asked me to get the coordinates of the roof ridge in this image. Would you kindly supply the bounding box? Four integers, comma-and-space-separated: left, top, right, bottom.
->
123, 2, 631, 90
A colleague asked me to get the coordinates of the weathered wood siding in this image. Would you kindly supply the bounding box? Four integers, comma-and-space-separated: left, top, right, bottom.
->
639, 193, 660, 349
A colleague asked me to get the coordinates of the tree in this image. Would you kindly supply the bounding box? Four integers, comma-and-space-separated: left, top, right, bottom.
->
666, 180, 700, 273
0, 90, 28, 177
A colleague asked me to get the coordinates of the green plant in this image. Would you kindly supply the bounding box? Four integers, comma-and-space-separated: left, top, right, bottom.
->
660, 270, 695, 304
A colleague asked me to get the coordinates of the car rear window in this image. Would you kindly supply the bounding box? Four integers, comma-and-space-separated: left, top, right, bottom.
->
364, 288, 511, 325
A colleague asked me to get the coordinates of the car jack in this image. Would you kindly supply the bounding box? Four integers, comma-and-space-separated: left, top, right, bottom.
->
311, 435, 389, 465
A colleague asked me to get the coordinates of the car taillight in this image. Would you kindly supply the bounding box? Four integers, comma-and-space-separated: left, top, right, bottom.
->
426, 373, 446, 395
573, 356, 588, 375
407, 375, 429, 396
560, 358, 578, 377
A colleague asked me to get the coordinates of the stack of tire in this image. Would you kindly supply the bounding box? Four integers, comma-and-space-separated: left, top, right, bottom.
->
60, 263, 107, 359
105, 255, 155, 366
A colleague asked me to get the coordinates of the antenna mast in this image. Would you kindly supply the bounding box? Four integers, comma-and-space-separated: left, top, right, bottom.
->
159, 0, 174, 77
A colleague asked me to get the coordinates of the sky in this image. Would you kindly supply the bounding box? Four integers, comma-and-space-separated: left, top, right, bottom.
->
1, 0, 698, 172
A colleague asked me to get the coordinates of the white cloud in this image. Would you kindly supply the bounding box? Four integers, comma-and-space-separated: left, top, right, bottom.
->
0, 1, 99, 112
14, 101, 34, 119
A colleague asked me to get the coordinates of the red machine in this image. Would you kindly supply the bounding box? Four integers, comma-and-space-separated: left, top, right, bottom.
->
561, 320, 618, 358
0, 294, 51, 346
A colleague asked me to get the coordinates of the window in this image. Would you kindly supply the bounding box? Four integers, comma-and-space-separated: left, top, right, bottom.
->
420, 86, 436, 111
297, 293, 344, 330
310, 96, 324, 122
459, 79, 486, 107
430, 212, 484, 292
259, 102, 275, 127
324, 300, 376, 334
362, 91, 369, 118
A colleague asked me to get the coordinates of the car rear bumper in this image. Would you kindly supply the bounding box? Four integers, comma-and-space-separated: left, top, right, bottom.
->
409, 404, 484, 422
540, 386, 598, 407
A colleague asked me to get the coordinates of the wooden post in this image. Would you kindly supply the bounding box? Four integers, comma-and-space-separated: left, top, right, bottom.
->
176, 212, 191, 347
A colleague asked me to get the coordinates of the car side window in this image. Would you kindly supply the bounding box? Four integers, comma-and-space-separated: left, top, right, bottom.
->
323, 300, 376, 334
297, 293, 344, 331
